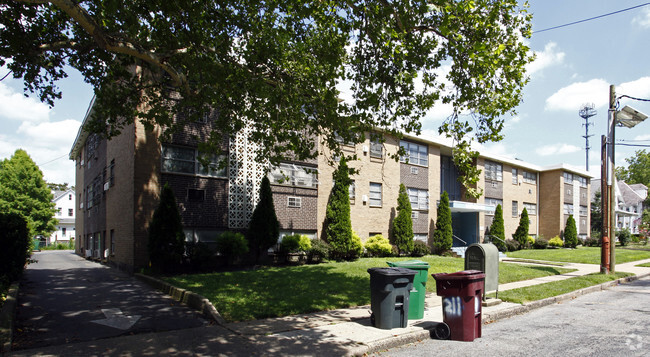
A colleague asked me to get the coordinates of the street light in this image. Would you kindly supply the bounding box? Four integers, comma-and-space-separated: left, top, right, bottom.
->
602, 86, 648, 274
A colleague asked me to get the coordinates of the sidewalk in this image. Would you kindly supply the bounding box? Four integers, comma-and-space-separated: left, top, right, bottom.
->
7, 259, 650, 356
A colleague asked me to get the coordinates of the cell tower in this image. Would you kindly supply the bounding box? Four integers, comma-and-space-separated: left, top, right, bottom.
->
579, 103, 596, 171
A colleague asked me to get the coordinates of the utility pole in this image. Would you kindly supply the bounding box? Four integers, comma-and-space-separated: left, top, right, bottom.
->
579, 104, 596, 171
600, 134, 609, 274
607, 85, 616, 273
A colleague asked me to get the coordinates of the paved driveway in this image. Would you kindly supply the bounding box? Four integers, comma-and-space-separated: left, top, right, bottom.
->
12, 251, 209, 351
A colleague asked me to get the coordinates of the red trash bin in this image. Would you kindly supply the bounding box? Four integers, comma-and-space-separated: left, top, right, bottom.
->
432, 270, 485, 342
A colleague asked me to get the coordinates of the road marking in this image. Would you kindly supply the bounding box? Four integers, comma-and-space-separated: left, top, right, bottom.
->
91, 308, 141, 330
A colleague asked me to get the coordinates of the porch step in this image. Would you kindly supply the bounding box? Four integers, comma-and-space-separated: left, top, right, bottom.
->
451, 247, 467, 258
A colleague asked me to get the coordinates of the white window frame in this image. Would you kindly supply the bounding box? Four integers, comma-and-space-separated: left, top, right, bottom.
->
161, 145, 227, 178
579, 205, 588, 216
400, 141, 428, 166
523, 202, 537, 215
564, 203, 574, 215
268, 163, 318, 188
512, 168, 518, 184
370, 138, 383, 158
369, 182, 382, 207
485, 160, 503, 182
485, 198, 503, 215
564, 172, 574, 184
407, 188, 429, 210
288, 196, 302, 208
523, 171, 537, 184
512, 201, 518, 217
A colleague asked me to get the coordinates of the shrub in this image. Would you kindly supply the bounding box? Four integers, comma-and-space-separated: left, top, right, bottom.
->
326, 158, 355, 260
148, 183, 185, 273
489, 204, 507, 252
584, 237, 601, 247
617, 228, 631, 247
392, 184, 414, 255
185, 241, 216, 271
505, 239, 521, 252
533, 237, 548, 249
215, 231, 249, 265
564, 215, 578, 248
527, 236, 535, 247
432, 191, 453, 254
307, 239, 331, 263
364, 234, 393, 257
0, 212, 30, 283
280, 234, 312, 253
631, 234, 640, 244
548, 236, 564, 248
513, 208, 530, 247
349, 231, 364, 260
411, 240, 430, 257
248, 176, 279, 263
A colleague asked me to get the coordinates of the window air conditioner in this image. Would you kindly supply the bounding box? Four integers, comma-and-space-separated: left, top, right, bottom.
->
362, 195, 368, 203
363, 145, 369, 154
104, 182, 110, 191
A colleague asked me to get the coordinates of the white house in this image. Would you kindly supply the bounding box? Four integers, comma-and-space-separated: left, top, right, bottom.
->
50, 188, 76, 245
615, 182, 647, 234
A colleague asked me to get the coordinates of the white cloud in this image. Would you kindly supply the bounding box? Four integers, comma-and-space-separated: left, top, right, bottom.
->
526, 42, 565, 76
545, 79, 609, 111
632, 7, 650, 28
618, 77, 650, 103
634, 133, 650, 141
17, 119, 81, 148
0, 82, 51, 122
535, 143, 581, 156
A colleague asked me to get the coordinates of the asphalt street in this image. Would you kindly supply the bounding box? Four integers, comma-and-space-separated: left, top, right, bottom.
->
12, 251, 209, 351
377, 276, 650, 357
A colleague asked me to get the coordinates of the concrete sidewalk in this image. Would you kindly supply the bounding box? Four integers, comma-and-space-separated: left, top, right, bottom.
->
7, 259, 650, 356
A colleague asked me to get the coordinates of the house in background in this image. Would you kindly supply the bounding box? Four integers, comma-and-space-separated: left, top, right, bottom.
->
51, 188, 76, 245
591, 180, 647, 235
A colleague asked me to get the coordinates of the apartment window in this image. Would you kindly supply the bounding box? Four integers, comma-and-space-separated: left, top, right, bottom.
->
62, 227, 66, 237
68, 208, 74, 217
485, 198, 503, 215
563, 203, 574, 215
485, 160, 503, 182
407, 188, 429, 210
187, 189, 205, 202
411, 211, 419, 220
268, 163, 318, 188
512, 168, 518, 184
579, 205, 588, 216
288, 196, 302, 208
56, 207, 62, 216
161, 145, 227, 177
370, 138, 383, 158
69, 194, 72, 200
369, 182, 382, 207
523, 202, 537, 215
334, 132, 355, 146
109, 159, 115, 186
523, 171, 537, 184
400, 141, 428, 166
512, 201, 518, 217
564, 172, 574, 184
414, 234, 428, 242
411, 167, 419, 175
349, 181, 356, 201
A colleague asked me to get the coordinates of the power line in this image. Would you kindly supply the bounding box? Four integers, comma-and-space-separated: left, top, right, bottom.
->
618, 94, 650, 102
615, 143, 650, 148
534, 3, 650, 34
38, 154, 68, 167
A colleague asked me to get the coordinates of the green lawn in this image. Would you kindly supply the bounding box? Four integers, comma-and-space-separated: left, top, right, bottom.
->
163, 256, 574, 322
490, 272, 632, 304
506, 246, 650, 264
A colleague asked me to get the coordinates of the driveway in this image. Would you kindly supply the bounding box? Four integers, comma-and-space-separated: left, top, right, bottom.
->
12, 251, 209, 351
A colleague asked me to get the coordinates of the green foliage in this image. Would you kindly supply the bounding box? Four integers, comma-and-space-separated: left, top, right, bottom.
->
325, 158, 356, 260
411, 240, 430, 257
148, 184, 185, 273
0, 149, 57, 238
307, 239, 331, 263
349, 231, 364, 260
591, 190, 602, 236
248, 176, 279, 262
280, 234, 312, 253
364, 234, 393, 257
3, 1, 533, 198
433, 191, 453, 254
185, 242, 216, 271
0, 212, 30, 284
392, 184, 414, 255
489, 204, 507, 252
616, 150, 650, 187
564, 215, 578, 248
533, 237, 548, 249
583, 237, 601, 247
216, 231, 249, 265
505, 239, 521, 252
548, 236, 564, 248
513, 208, 529, 247
617, 228, 631, 247
527, 236, 535, 245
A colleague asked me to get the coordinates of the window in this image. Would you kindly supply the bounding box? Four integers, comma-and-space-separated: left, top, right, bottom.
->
109, 159, 115, 186
512, 201, 518, 217
485, 160, 503, 182
523, 171, 537, 184
523, 202, 537, 215
188, 189, 205, 202
564, 172, 574, 184
68, 208, 74, 217
334, 132, 355, 146
288, 197, 302, 208
369, 182, 382, 207
578, 176, 588, 187
485, 198, 503, 215
411, 167, 419, 175
62, 227, 66, 237
69, 194, 72, 200
411, 211, 419, 220
268, 163, 318, 188
349, 181, 356, 201
56, 207, 62, 216
512, 168, 518, 184
564, 203, 574, 215
566, 188, 572, 196
161, 145, 227, 177
414, 234, 428, 242
370, 138, 383, 158
400, 141, 428, 166
110, 230, 115, 255
407, 188, 429, 210
579, 205, 588, 216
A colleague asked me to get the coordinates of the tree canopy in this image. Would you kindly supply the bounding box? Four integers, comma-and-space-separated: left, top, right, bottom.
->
616, 150, 650, 187
1, 0, 532, 196
0, 149, 57, 238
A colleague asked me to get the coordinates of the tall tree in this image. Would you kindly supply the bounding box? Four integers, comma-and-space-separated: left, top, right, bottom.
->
392, 184, 414, 255
148, 183, 185, 273
248, 176, 279, 263
0, 149, 57, 238
1, 1, 533, 197
325, 157, 354, 260
564, 215, 578, 249
616, 150, 650, 186
432, 191, 452, 254
489, 204, 506, 251
513, 207, 529, 248
591, 190, 602, 236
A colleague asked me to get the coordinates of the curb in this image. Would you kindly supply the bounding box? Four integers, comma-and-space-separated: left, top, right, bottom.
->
134, 273, 227, 326
0, 282, 19, 354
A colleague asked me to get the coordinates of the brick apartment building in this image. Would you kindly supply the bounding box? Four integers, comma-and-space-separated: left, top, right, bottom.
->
70, 98, 591, 272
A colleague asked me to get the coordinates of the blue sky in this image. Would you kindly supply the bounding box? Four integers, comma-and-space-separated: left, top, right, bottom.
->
1, 1, 650, 186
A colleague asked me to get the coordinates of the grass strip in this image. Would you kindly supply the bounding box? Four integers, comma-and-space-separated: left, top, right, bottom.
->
501, 258, 565, 266
506, 246, 650, 264
489, 272, 632, 304
636, 262, 650, 268
163, 256, 576, 322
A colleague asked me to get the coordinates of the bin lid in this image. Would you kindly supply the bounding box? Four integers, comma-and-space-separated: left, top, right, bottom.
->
386, 260, 430, 269
368, 267, 417, 276
431, 270, 485, 281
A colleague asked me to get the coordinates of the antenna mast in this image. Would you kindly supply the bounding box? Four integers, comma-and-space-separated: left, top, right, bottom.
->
579, 103, 596, 171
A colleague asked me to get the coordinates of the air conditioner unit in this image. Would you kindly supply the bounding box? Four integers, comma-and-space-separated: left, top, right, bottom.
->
362, 195, 368, 203
85, 249, 92, 258
80, 203, 83, 209
104, 182, 110, 191
362, 145, 369, 154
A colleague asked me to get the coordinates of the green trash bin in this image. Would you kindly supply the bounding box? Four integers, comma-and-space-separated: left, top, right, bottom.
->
387, 260, 430, 319
33, 239, 41, 251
